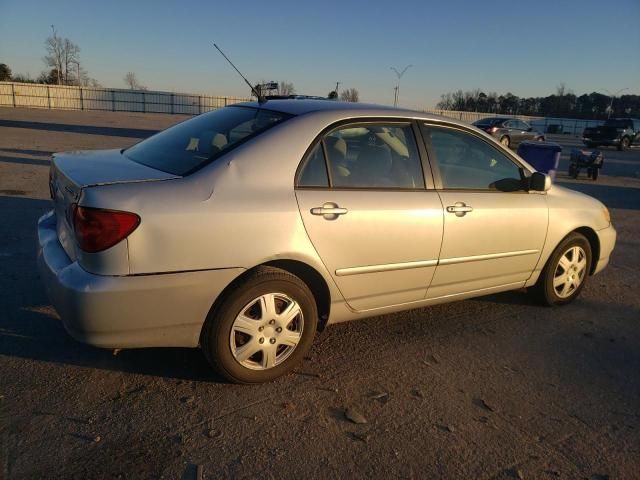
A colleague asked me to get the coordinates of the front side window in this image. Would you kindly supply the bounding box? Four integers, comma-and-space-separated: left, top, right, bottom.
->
316, 123, 425, 189
125, 106, 291, 175
425, 126, 525, 192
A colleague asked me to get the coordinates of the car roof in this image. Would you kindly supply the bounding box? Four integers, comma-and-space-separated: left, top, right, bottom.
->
474, 117, 511, 123
235, 99, 428, 117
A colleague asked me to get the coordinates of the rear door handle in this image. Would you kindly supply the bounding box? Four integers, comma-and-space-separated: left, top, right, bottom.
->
446, 202, 473, 217
311, 202, 348, 219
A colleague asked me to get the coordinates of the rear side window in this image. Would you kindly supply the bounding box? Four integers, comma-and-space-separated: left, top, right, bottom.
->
125, 106, 291, 175
300, 123, 425, 189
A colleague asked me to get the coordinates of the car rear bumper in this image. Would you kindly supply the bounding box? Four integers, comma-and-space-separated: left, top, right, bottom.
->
593, 224, 616, 275
37, 210, 244, 349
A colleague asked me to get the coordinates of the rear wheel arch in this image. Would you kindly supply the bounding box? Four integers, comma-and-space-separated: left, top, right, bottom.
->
263, 260, 331, 330
200, 260, 331, 346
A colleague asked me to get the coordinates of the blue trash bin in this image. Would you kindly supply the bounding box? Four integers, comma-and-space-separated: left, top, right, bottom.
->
517, 141, 562, 179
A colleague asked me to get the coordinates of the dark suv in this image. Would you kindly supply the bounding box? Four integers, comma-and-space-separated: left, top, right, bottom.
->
472, 117, 544, 149
582, 118, 639, 150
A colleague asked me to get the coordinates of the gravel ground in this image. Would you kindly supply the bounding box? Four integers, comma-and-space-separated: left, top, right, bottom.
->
1, 107, 639, 480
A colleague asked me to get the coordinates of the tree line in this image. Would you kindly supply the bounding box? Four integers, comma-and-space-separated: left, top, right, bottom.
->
436, 85, 639, 119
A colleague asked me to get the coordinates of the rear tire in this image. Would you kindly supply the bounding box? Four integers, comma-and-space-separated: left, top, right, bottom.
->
532, 232, 592, 306
200, 266, 318, 383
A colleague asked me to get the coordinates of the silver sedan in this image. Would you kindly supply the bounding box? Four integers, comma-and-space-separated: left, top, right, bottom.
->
38, 100, 616, 383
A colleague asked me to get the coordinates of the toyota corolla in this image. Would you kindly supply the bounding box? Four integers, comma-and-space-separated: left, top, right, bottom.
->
38, 100, 616, 383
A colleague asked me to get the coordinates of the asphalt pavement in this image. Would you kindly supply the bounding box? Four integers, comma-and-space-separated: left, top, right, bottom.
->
1, 107, 639, 479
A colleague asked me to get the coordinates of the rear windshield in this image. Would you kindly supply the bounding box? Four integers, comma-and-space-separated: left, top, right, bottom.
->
124, 106, 292, 175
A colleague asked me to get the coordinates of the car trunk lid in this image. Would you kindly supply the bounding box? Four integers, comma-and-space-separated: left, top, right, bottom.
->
49, 149, 179, 260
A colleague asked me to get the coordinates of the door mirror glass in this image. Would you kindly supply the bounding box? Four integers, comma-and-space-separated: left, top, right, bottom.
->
530, 171, 551, 191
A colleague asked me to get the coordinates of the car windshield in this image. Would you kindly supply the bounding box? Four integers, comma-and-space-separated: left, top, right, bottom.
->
603, 119, 631, 129
124, 106, 292, 175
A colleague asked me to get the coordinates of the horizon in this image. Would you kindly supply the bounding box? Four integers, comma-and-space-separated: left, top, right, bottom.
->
1, 0, 638, 109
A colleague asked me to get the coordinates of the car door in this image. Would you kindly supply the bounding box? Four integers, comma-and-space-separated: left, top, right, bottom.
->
420, 123, 548, 299
517, 120, 535, 142
295, 121, 444, 312
510, 120, 527, 146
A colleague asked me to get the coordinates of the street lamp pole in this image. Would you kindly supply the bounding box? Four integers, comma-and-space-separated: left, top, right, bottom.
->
390, 65, 413, 107
601, 87, 629, 118
71, 60, 81, 86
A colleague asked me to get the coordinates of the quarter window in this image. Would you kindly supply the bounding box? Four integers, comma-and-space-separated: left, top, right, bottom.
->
426, 126, 525, 192
298, 143, 329, 187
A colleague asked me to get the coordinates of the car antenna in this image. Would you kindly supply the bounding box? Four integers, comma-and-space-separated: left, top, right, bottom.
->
213, 43, 265, 104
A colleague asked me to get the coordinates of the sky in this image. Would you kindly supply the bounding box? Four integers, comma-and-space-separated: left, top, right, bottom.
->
1, 0, 638, 109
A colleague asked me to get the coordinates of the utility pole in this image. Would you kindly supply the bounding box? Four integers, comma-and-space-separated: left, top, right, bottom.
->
390, 65, 413, 107
335, 81, 341, 96
71, 60, 81, 86
601, 87, 629, 118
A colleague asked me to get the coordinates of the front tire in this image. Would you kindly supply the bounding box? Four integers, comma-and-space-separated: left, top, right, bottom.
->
533, 232, 592, 306
201, 267, 318, 383
618, 136, 630, 151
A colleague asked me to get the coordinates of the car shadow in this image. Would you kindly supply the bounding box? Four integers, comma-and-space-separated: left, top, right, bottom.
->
0, 147, 53, 157
0, 153, 50, 167
556, 181, 640, 210
0, 119, 159, 139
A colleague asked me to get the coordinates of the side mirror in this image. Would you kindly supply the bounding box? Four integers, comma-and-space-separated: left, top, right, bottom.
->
530, 171, 551, 192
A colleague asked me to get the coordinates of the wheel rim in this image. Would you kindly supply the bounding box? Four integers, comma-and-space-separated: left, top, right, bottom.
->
501, 137, 509, 147
229, 293, 304, 371
553, 246, 587, 298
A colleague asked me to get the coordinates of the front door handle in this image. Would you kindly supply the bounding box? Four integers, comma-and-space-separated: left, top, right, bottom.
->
446, 202, 473, 217
311, 202, 348, 219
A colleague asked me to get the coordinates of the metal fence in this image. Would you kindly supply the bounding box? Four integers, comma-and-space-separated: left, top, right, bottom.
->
0, 82, 250, 115
423, 108, 604, 136
0, 82, 604, 135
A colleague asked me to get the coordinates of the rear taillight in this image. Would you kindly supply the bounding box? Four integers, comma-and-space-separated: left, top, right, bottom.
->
488, 126, 498, 133
72, 205, 140, 253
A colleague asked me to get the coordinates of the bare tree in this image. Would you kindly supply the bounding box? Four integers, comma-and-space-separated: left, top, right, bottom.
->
44, 25, 80, 85
277, 81, 295, 96
340, 88, 359, 102
124, 71, 146, 90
